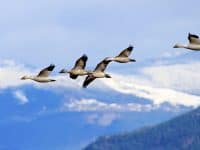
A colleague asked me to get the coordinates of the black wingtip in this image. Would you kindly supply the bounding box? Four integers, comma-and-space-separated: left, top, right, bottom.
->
82, 54, 88, 61
128, 45, 134, 50
50, 64, 55, 66
82, 54, 87, 57
130, 59, 136, 62
188, 33, 199, 38
188, 32, 192, 38
82, 84, 87, 88
47, 64, 55, 71
82, 81, 89, 88
70, 74, 78, 79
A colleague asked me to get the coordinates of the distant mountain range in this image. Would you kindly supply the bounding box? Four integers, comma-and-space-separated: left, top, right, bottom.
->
0, 52, 199, 150
84, 107, 200, 150
0, 86, 182, 150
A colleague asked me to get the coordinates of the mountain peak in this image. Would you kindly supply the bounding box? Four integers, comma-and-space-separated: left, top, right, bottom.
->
84, 107, 200, 150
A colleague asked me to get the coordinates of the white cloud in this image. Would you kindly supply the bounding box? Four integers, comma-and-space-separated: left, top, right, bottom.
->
61, 98, 181, 126
1, 0, 200, 65
13, 90, 28, 104
98, 113, 119, 126
1, 59, 200, 108
0, 59, 33, 89
86, 113, 120, 127
141, 61, 200, 92
91, 61, 200, 108
100, 73, 200, 108
61, 99, 157, 112
0, 59, 81, 90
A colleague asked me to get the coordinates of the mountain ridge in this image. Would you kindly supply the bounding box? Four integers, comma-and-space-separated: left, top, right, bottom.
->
84, 107, 200, 150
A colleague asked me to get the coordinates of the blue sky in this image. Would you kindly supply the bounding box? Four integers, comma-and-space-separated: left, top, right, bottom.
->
1, 0, 200, 67
0, 1, 200, 150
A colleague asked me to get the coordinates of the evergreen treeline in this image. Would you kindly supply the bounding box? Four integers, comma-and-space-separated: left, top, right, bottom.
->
84, 107, 200, 150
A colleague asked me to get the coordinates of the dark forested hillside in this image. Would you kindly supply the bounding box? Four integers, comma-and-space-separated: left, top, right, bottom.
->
84, 107, 200, 150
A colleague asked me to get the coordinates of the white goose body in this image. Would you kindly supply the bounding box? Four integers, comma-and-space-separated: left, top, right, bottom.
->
32, 77, 55, 82
23, 76, 55, 83
68, 69, 88, 76
109, 57, 134, 63
186, 44, 200, 50
91, 71, 106, 78
107, 45, 136, 63
60, 54, 89, 79
174, 33, 200, 51
21, 64, 56, 83
82, 58, 112, 88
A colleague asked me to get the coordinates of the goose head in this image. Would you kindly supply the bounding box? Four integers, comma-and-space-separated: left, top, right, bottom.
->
59, 69, 70, 74
173, 43, 186, 48
21, 76, 32, 80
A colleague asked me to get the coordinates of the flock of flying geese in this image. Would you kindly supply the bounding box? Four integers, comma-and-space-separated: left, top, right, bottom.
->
21, 33, 200, 88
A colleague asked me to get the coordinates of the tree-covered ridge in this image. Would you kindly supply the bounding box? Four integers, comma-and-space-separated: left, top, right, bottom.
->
84, 107, 200, 150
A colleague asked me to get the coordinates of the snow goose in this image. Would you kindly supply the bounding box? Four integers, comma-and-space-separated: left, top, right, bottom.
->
106, 45, 136, 63
173, 33, 200, 51
59, 54, 89, 79
82, 58, 111, 88
21, 64, 56, 83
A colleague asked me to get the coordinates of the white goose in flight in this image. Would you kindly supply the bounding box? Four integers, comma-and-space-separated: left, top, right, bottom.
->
82, 58, 112, 88
59, 54, 89, 79
173, 33, 200, 51
106, 45, 136, 63
21, 64, 56, 83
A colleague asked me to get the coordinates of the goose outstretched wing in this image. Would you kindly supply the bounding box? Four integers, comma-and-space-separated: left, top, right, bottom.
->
117, 45, 134, 57
82, 75, 96, 88
37, 64, 55, 77
73, 54, 88, 70
94, 58, 111, 72
188, 33, 200, 44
